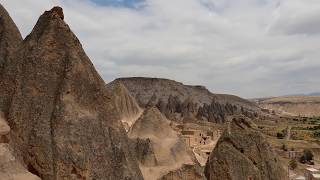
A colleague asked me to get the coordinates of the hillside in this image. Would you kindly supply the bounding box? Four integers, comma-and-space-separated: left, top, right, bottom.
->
111, 77, 260, 123
257, 96, 320, 117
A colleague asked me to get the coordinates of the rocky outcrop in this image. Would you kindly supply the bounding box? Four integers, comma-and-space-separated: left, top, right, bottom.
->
0, 144, 41, 180
130, 138, 158, 166
107, 81, 142, 131
112, 77, 259, 123
204, 116, 287, 180
160, 164, 206, 180
0, 4, 22, 69
0, 112, 10, 143
1, 112, 40, 180
0, 7, 143, 180
129, 107, 198, 180
0, 4, 23, 113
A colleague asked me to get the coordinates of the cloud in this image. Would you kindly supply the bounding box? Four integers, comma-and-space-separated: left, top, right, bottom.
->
1, 0, 320, 98
268, 0, 320, 35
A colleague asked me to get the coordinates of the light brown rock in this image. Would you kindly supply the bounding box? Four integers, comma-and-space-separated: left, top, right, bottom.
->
0, 144, 41, 180
204, 116, 288, 180
107, 81, 142, 131
129, 107, 199, 180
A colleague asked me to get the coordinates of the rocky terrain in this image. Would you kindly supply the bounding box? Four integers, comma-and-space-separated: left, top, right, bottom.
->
128, 107, 203, 180
112, 77, 259, 123
256, 96, 320, 117
0, 3, 291, 180
205, 116, 288, 180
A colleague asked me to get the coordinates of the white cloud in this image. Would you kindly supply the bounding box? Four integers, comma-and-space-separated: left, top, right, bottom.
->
1, 0, 320, 98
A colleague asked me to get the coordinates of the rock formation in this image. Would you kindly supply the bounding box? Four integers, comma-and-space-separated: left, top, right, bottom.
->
0, 144, 41, 180
0, 112, 10, 143
107, 81, 143, 131
0, 4, 23, 113
112, 77, 259, 123
128, 107, 200, 180
160, 164, 206, 180
130, 138, 158, 167
0, 4, 22, 69
0, 6, 143, 180
0, 118, 40, 180
204, 116, 288, 180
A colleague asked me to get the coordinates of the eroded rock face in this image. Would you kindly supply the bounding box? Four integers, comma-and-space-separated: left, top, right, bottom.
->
130, 138, 158, 167
0, 4, 23, 113
204, 116, 287, 180
0, 7, 142, 180
160, 164, 206, 180
129, 107, 198, 180
0, 144, 41, 180
0, 112, 10, 136
113, 77, 259, 123
0, 4, 22, 69
107, 81, 143, 131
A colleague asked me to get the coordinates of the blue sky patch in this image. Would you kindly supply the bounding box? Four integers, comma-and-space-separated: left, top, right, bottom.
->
90, 0, 146, 8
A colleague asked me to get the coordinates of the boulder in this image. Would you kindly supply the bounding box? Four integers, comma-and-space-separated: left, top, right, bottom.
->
204, 116, 288, 180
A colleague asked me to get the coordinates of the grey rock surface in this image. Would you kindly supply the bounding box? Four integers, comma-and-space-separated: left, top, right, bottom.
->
112, 77, 259, 123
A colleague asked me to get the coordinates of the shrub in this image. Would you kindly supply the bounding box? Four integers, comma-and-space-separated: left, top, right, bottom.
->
277, 132, 285, 139
300, 149, 314, 164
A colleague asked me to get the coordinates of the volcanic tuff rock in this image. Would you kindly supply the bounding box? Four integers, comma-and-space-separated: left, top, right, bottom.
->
0, 6, 143, 180
128, 107, 199, 180
0, 4, 22, 69
0, 144, 41, 180
159, 164, 206, 180
112, 77, 259, 123
0, 4, 23, 113
106, 81, 143, 131
204, 116, 287, 180
130, 138, 158, 167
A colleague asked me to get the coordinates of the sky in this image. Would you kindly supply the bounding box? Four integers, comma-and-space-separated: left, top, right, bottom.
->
1, 0, 320, 98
